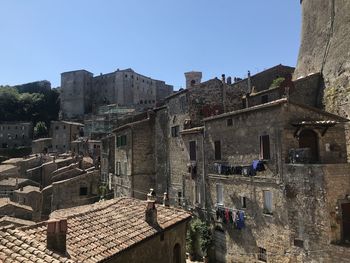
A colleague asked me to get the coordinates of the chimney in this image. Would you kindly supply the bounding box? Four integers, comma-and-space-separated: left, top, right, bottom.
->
47, 219, 68, 254
247, 71, 252, 93
221, 74, 226, 83
226, 76, 232, 85
145, 189, 157, 226
163, 192, 169, 207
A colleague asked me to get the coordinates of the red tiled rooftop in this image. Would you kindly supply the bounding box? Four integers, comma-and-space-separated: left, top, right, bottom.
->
0, 197, 191, 262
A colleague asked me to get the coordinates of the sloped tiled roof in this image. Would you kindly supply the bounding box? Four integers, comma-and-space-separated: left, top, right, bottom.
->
0, 197, 191, 263
0, 227, 74, 263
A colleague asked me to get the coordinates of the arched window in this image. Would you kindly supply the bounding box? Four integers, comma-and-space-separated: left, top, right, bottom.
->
173, 243, 181, 263
299, 129, 318, 162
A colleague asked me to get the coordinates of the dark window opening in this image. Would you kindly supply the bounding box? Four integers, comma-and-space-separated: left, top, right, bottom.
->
80, 187, 88, 196
260, 135, 270, 160
177, 192, 182, 206
241, 196, 247, 209
160, 233, 165, 241
298, 129, 319, 163
189, 141, 196, 161
55, 126, 59, 130
342, 203, 350, 242
214, 140, 221, 160
227, 118, 233, 126
261, 95, 268, 104
258, 247, 267, 262
171, 126, 179, 137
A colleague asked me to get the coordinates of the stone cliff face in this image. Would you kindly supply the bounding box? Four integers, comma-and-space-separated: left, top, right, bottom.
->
294, 0, 350, 159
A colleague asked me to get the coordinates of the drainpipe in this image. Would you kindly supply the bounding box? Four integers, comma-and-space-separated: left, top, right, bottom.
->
202, 125, 207, 211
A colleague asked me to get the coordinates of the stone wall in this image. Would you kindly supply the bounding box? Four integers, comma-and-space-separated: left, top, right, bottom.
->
207, 175, 291, 263
114, 115, 156, 200
294, 0, 350, 162
109, 222, 188, 263
50, 170, 99, 211
231, 65, 295, 93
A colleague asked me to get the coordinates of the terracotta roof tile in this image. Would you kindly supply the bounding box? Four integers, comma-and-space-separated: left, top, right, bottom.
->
0, 197, 191, 262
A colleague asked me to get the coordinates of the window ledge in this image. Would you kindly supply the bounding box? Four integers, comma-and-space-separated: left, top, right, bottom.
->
263, 212, 273, 217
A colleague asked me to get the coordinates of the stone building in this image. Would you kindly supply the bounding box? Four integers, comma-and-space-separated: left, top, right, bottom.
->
0, 178, 40, 198
294, 0, 350, 161
60, 68, 173, 120
41, 169, 99, 219
101, 134, 115, 189
113, 112, 156, 199
50, 120, 84, 153
31, 137, 52, 154
84, 104, 136, 139
0, 196, 191, 263
0, 122, 33, 148
11, 186, 41, 221
0, 198, 33, 221
203, 99, 350, 262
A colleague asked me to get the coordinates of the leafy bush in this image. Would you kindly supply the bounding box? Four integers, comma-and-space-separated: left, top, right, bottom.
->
269, 77, 285, 89
186, 218, 212, 257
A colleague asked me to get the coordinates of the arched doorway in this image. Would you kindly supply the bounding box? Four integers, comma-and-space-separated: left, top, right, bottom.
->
173, 243, 181, 263
299, 129, 318, 162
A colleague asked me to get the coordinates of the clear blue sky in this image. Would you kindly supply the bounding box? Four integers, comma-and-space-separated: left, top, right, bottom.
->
0, 0, 301, 89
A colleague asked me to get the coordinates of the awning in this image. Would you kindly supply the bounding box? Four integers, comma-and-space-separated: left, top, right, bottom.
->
291, 120, 340, 137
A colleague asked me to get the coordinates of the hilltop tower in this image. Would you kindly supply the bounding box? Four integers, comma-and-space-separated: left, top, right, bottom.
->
184, 71, 202, 89
294, 0, 350, 160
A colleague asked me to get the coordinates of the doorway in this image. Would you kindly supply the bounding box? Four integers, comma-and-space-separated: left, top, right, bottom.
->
342, 203, 350, 243
299, 129, 318, 162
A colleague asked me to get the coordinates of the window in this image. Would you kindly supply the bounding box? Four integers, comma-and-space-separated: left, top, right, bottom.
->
189, 141, 196, 161
80, 186, 88, 196
216, 184, 223, 205
116, 135, 127, 147
241, 196, 247, 209
214, 140, 221, 160
263, 190, 273, 214
261, 95, 268, 104
242, 98, 247, 108
258, 247, 267, 262
160, 233, 165, 241
55, 126, 59, 130
177, 192, 182, 206
227, 118, 233, 126
171, 126, 179, 137
260, 135, 270, 160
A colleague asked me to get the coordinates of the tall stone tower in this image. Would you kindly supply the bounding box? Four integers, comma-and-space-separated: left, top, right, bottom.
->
294, 0, 350, 160
184, 71, 202, 89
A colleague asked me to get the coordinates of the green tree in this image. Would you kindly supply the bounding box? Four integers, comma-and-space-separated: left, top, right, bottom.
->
34, 121, 48, 139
